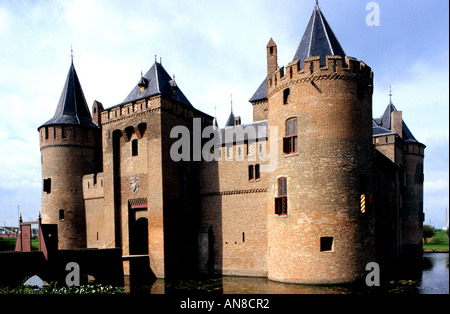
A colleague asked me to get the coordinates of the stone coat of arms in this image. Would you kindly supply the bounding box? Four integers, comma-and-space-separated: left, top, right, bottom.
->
130, 177, 139, 193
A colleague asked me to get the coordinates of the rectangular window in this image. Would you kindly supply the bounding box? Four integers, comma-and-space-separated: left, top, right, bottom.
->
275, 177, 287, 215
132, 139, 138, 156
248, 165, 254, 180
320, 237, 334, 252
59, 209, 64, 220
255, 164, 260, 180
283, 118, 298, 154
278, 177, 287, 197
43, 178, 51, 194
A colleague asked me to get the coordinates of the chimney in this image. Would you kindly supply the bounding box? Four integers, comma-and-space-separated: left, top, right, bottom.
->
391, 110, 403, 138
267, 38, 278, 77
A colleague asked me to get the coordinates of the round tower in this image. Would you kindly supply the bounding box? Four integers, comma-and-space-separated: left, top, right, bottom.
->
402, 136, 426, 263
38, 61, 100, 250
266, 3, 375, 284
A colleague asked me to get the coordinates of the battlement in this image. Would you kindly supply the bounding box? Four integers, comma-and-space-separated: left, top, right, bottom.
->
83, 173, 104, 200
100, 96, 162, 125
100, 94, 213, 126
39, 124, 98, 149
267, 55, 373, 96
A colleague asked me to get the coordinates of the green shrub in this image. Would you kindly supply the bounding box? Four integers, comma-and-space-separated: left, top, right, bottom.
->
423, 225, 435, 244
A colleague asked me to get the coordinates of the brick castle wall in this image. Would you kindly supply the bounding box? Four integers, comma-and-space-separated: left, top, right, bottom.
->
266, 55, 375, 284
39, 124, 99, 249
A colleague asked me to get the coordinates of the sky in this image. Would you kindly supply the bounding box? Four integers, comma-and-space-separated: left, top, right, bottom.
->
0, 0, 448, 228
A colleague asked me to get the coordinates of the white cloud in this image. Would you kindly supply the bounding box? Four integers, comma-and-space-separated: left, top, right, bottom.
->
425, 180, 449, 195
0, 6, 10, 37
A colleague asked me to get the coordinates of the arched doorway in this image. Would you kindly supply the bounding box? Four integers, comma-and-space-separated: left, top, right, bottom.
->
128, 203, 149, 256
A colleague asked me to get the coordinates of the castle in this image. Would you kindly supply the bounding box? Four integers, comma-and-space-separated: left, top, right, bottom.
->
38, 3, 425, 284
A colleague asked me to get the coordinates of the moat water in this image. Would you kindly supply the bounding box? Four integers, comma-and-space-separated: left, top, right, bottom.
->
125, 253, 449, 294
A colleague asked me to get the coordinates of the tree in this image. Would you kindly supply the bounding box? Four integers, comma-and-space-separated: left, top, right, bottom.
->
423, 225, 435, 244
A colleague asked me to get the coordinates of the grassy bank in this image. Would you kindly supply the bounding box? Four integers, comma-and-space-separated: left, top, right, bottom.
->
0, 238, 39, 251
423, 230, 449, 252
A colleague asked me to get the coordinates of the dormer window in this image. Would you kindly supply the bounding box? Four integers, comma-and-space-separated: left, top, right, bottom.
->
170, 78, 178, 96
138, 73, 148, 93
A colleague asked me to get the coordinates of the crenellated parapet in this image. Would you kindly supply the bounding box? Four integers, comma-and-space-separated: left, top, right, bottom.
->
100, 95, 209, 126
100, 96, 162, 125
83, 173, 104, 201
267, 55, 373, 98
39, 124, 98, 150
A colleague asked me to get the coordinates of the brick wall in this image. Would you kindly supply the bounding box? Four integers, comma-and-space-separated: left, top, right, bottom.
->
266, 55, 375, 284
39, 125, 100, 249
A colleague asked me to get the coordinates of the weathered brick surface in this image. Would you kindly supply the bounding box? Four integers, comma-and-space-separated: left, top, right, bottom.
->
265, 55, 375, 284
39, 125, 100, 250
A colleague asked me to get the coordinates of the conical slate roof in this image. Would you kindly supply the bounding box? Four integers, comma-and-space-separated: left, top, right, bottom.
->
121, 61, 193, 107
40, 61, 97, 129
250, 3, 346, 103
373, 98, 419, 143
293, 2, 346, 69
225, 111, 236, 127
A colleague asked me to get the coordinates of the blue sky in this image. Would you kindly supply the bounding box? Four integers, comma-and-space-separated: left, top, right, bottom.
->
0, 0, 448, 228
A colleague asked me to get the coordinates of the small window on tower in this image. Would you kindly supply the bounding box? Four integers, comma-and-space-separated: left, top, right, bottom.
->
275, 177, 287, 215
132, 139, 138, 156
59, 209, 64, 220
249, 165, 254, 181
320, 237, 334, 252
43, 178, 51, 194
255, 164, 260, 180
283, 118, 298, 154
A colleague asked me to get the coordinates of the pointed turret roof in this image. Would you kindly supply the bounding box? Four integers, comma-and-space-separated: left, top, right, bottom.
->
225, 111, 235, 127
40, 61, 97, 129
293, 2, 346, 69
250, 2, 346, 103
225, 99, 235, 127
121, 61, 193, 107
373, 97, 419, 143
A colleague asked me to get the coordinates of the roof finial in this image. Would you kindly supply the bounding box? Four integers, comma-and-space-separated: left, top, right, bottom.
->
230, 93, 233, 113
316, 0, 319, 6
70, 45, 74, 64
389, 84, 394, 103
